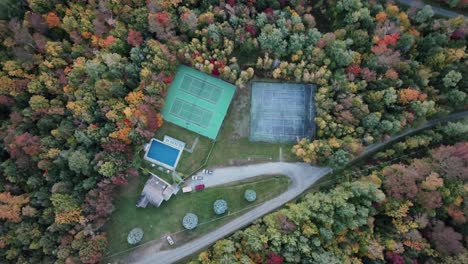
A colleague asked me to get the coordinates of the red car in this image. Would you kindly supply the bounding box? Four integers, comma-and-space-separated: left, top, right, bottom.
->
195, 184, 205, 190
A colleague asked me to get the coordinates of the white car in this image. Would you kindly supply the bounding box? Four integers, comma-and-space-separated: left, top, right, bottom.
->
166, 235, 175, 245
191, 176, 203, 180
202, 169, 213, 174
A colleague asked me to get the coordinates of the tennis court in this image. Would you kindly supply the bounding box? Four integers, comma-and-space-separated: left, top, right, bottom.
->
162, 65, 236, 139
180, 75, 223, 104
170, 98, 213, 128
250, 82, 315, 142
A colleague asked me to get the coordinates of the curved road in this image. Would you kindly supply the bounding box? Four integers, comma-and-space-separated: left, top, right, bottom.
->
396, 0, 468, 18
118, 110, 468, 264
121, 163, 332, 264
187, 162, 330, 189
364, 110, 468, 156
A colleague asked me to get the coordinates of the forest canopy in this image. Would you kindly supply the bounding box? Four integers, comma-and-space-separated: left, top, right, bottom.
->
193, 142, 468, 264
0, 0, 466, 263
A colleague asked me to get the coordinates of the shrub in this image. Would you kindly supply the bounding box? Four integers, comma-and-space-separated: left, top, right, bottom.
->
182, 213, 198, 230
127, 228, 144, 245
213, 199, 228, 215
244, 190, 257, 202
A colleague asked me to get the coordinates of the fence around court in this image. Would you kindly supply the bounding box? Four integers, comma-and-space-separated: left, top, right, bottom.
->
162, 65, 236, 140
250, 82, 316, 143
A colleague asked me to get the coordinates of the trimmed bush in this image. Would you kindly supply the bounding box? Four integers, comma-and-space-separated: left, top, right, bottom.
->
244, 189, 257, 202
127, 228, 144, 245
182, 213, 198, 230
213, 199, 228, 215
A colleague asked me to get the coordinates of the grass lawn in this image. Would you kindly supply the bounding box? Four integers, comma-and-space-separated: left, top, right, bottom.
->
140, 159, 173, 184
104, 174, 290, 257
153, 87, 298, 176
207, 88, 297, 166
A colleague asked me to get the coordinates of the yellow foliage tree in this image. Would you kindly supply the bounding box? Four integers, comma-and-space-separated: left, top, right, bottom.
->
55, 208, 85, 225
125, 90, 144, 105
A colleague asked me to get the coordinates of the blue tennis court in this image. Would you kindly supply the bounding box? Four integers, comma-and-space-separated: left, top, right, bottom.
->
144, 139, 183, 170
250, 82, 316, 142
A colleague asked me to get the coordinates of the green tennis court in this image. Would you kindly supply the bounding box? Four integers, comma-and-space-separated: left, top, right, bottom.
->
170, 98, 213, 128
162, 65, 236, 139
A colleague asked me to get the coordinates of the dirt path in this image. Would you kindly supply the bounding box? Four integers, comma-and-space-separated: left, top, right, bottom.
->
231, 89, 250, 138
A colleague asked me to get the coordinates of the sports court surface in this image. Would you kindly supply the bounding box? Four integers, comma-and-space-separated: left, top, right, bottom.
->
162, 65, 236, 139
250, 82, 315, 142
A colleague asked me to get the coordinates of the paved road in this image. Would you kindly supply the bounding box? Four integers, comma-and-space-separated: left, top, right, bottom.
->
121, 163, 332, 264
118, 110, 468, 264
396, 0, 467, 18
187, 162, 330, 189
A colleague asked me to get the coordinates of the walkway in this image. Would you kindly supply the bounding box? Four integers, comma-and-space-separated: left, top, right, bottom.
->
396, 0, 467, 18
118, 110, 468, 264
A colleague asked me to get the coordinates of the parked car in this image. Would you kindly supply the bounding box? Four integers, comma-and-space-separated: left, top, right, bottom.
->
195, 184, 205, 190
192, 176, 203, 180
202, 169, 213, 174
166, 235, 175, 245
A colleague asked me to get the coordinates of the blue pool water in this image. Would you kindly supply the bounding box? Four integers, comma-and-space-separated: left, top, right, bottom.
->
147, 140, 180, 167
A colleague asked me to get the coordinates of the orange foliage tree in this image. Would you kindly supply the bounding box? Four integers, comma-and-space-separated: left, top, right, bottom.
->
398, 88, 427, 104
109, 125, 132, 145
375, 11, 387, 23
0, 192, 29, 223
46, 12, 60, 28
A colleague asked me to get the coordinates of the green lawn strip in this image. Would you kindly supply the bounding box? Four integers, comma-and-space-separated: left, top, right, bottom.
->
104, 174, 289, 256
207, 89, 298, 166
140, 161, 174, 184
208, 137, 296, 166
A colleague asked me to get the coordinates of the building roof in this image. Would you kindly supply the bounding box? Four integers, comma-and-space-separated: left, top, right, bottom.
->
137, 174, 178, 208
142, 176, 165, 207
161, 65, 236, 139
136, 195, 149, 208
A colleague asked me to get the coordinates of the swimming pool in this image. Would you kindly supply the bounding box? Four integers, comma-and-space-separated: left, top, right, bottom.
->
144, 139, 182, 170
